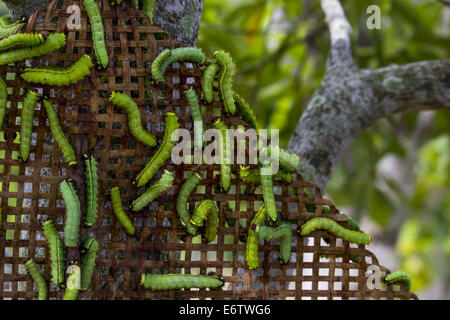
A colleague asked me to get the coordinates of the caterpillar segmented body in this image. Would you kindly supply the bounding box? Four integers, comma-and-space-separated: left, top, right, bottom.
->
298, 217, 372, 245
201, 62, 218, 104
21, 54, 93, 86
234, 92, 258, 130
257, 221, 292, 264
261, 144, 299, 173
110, 187, 135, 235
341, 213, 361, 232
131, 170, 174, 211
213, 50, 236, 114
0, 33, 65, 66
151, 49, 170, 82
140, 273, 224, 290
0, 77, 6, 130
42, 99, 77, 166
83, 0, 108, 69
143, 0, 157, 24
109, 91, 157, 147
61, 179, 82, 247
212, 118, 231, 192
25, 259, 47, 300
260, 162, 277, 222
83, 154, 98, 226
185, 87, 204, 150
0, 33, 45, 52
20, 90, 39, 162
0, 15, 24, 39
240, 165, 292, 184
63, 265, 81, 300
190, 200, 219, 243
245, 204, 267, 270
384, 271, 412, 291
176, 172, 202, 236
156, 47, 205, 83
135, 112, 179, 187
42, 220, 66, 287
80, 236, 99, 290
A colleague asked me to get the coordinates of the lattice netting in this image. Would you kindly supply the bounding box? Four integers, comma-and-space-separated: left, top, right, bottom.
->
0, 0, 418, 300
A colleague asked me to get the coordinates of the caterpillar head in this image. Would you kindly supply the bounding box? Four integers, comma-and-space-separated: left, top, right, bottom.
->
278, 257, 289, 265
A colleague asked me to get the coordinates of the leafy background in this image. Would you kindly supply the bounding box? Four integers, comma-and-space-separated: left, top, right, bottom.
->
0, 0, 448, 299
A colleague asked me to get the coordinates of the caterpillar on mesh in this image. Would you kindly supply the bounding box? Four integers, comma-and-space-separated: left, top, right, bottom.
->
140, 273, 225, 291
25, 259, 47, 300
0, 33, 65, 66
201, 62, 218, 104
0, 33, 45, 52
297, 217, 372, 245
110, 187, 135, 235
42, 99, 77, 166
257, 221, 292, 265
190, 199, 219, 243
131, 170, 174, 212
341, 213, 361, 232
83, 154, 98, 226
21, 54, 93, 86
245, 204, 267, 270
61, 179, 82, 247
108, 91, 157, 147
143, 0, 157, 24
83, 0, 108, 69
0, 77, 6, 130
151, 49, 170, 82
185, 87, 204, 150
80, 236, 99, 290
239, 165, 292, 184
213, 50, 236, 114
384, 271, 412, 291
260, 143, 299, 173
63, 265, 81, 300
234, 92, 259, 130
135, 112, 179, 187
154, 47, 205, 83
42, 220, 66, 287
260, 161, 278, 222
19, 90, 39, 162
212, 118, 231, 192
0, 15, 24, 39
176, 172, 202, 236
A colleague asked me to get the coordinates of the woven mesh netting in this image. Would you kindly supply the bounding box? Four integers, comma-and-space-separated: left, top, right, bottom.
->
0, 0, 418, 300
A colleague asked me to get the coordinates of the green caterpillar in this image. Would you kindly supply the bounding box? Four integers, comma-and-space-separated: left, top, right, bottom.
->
260, 161, 277, 222
42, 99, 77, 166
151, 49, 170, 82
135, 112, 179, 187
19, 90, 39, 162
109, 91, 157, 147
61, 179, 82, 247
155, 47, 205, 83
0, 77, 6, 130
190, 200, 219, 243
131, 170, 174, 211
240, 165, 292, 184
110, 187, 135, 235
234, 92, 258, 130
0, 33, 45, 52
341, 213, 361, 232
140, 273, 225, 291
83, 0, 108, 69
298, 217, 372, 245
21, 54, 93, 86
0, 15, 24, 39
176, 172, 202, 236
212, 118, 231, 192
257, 221, 292, 264
245, 204, 267, 270
0, 33, 65, 66
213, 50, 236, 114
83, 154, 98, 226
42, 220, 66, 287
25, 259, 47, 300
63, 265, 81, 300
201, 62, 218, 104
384, 271, 412, 291
185, 87, 204, 150
261, 143, 299, 173
80, 236, 99, 290
143, 0, 157, 24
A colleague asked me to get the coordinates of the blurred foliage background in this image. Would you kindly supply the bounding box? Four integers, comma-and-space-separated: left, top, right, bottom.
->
197, 0, 449, 299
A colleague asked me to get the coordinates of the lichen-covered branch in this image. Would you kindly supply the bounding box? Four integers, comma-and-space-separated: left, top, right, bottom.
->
2, 0, 50, 21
